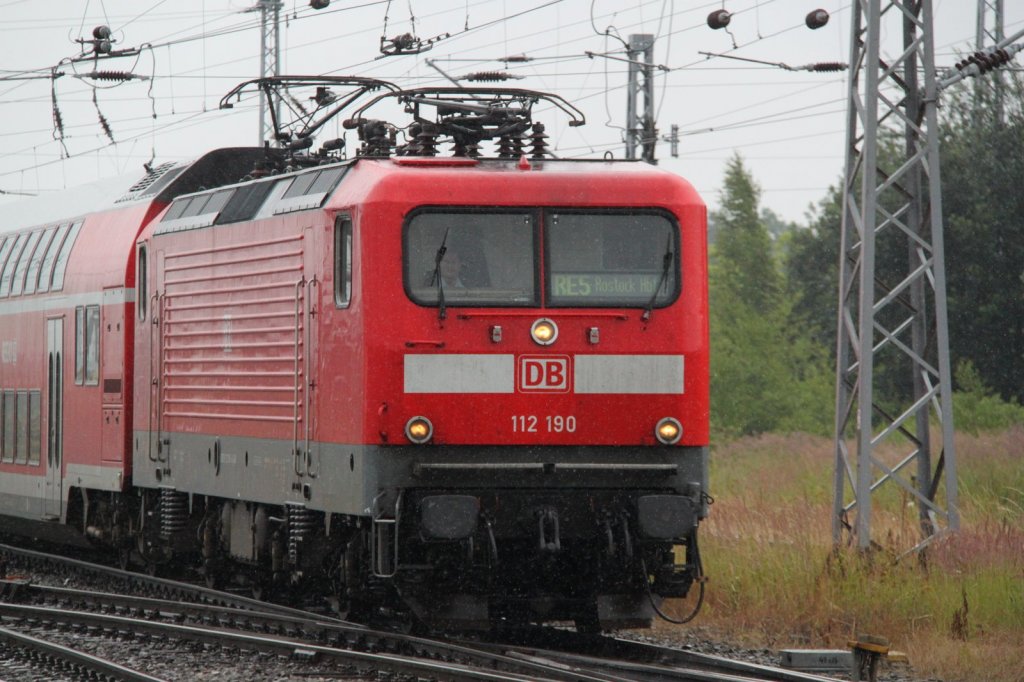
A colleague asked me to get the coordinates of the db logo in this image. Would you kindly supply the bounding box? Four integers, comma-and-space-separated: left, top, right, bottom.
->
518, 355, 571, 393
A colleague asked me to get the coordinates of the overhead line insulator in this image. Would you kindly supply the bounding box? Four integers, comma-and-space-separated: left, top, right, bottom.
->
807, 62, 847, 72
77, 71, 147, 82
707, 10, 731, 30
805, 10, 829, 30
956, 48, 1015, 75
464, 71, 522, 82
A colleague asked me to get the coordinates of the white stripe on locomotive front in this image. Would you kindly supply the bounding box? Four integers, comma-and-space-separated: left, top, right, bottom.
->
404, 354, 515, 393
574, 354, 684, 394
403, 353, 684, 394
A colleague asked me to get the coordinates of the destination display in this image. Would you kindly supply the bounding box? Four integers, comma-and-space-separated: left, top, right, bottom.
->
550, 272, 663, 299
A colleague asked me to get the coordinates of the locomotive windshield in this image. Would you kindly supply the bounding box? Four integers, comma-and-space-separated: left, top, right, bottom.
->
546, 212, 678, 307
405, 211, 539, 307
404, 209, 679, 308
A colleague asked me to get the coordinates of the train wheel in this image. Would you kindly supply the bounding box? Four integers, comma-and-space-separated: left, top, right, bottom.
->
573, 614, 601, 634
249, 571, 272, 601
333, 597, 370, 624
573, 603, 602, 634
203, 561, 225, 590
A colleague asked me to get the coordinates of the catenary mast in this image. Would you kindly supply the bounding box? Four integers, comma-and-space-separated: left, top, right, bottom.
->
832, 0, 959, 553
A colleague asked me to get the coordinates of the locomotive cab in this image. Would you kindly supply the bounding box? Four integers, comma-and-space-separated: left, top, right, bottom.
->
322, 157, 710, 630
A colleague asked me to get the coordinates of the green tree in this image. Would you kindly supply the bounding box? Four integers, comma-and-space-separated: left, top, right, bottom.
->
940, 77, 1024, 403
952, 360, 1024, 434
713, 154, 781, 311
784, 77, 1024, 416
785, 185, 842, 353
709, 154, 832, 437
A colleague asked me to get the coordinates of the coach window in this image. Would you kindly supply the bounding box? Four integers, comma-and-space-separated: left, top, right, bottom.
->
15, 391, 28, 464
36, 223, 70, 293
28, 391, 40, 465
75, 305, 100, 386
24, 226, 58, 295
50, 220, 83, 292
0, 233, 28, 297
75, 307, 85, 385
1, 391, 13, 463
334, 216, 352, 308
85, 306, 100, 384
10, 230, 43, 296
138, 244, 148, 320
0, 237, 14, 287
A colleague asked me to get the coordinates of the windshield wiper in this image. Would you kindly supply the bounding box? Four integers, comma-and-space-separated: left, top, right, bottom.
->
430, 229, 450, 320
642, 235, 673, 322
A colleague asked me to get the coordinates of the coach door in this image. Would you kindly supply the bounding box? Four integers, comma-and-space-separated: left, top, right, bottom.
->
45, 318, 64, 519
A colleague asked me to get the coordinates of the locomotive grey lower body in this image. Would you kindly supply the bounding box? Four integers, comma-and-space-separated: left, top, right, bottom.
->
52, 435, 710, 631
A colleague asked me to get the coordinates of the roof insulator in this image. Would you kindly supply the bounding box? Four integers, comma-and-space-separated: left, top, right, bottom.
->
464, 71, 521, 82
83, 70, 140, 82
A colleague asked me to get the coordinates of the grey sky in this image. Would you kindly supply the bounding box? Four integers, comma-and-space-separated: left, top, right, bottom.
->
0, 1, 1019, 223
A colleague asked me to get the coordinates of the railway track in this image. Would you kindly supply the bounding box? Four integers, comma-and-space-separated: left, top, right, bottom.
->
0, 623, 163, 681
0, 545, 597, 680
479, 628, 846, 682
1, 543, 843, 681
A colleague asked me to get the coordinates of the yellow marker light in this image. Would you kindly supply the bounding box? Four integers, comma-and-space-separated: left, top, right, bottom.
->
530, 318, 558, 346
405, 416, 434, 444
655, 417, 682, 445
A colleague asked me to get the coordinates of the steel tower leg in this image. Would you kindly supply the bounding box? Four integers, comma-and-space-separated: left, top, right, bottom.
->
254, 0, 283, 146
976, 0, 1006, 121
833, 0, 959, 554
625, 34, 656, 163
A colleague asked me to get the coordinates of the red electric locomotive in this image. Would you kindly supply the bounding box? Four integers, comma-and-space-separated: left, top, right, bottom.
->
0, 81, 709, 631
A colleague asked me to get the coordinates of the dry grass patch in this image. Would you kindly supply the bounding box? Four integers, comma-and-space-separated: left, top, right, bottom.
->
671, 430, 1024, 682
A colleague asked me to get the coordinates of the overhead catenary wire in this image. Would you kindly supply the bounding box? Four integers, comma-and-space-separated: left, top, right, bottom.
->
0, 0, 827, 163
0, 0, 1004, 214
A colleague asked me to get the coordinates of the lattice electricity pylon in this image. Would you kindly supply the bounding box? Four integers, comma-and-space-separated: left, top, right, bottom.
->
975, 0, 1005, 121
245, 0, 283, 146
625, 34, 656, 163
832, 0, 959, 554
977, 1, 1005, 53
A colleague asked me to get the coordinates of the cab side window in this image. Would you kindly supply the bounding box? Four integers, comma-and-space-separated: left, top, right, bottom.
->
334, 216, 352, 308
137, 244, 148, 321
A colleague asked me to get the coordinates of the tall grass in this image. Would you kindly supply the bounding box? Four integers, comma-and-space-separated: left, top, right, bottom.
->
659, 429, 1024, 682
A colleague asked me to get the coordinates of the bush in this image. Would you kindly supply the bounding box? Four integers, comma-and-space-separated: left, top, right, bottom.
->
953, 360, 1024, 434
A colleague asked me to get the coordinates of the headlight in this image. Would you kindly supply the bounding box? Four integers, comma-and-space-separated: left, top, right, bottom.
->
405, 416, 434, 444
655, 417, 682, 444
530, 318, 558, 345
